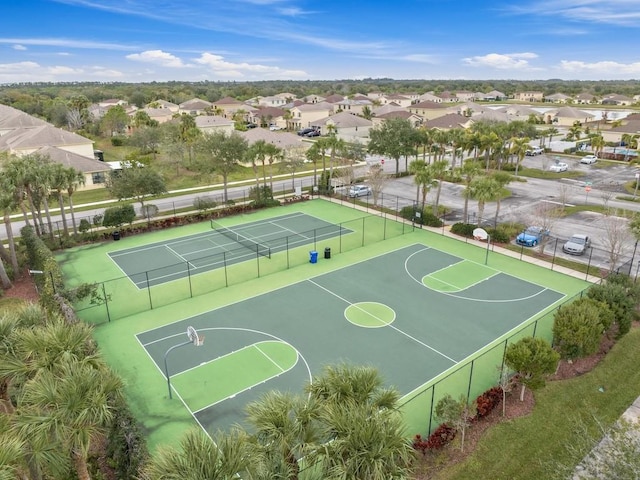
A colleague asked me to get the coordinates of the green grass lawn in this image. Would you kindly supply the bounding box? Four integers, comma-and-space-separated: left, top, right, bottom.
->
430, 327, 640, 480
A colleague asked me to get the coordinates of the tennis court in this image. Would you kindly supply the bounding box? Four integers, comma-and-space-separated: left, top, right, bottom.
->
108, 212, 350, 288
136, 243, 565, 435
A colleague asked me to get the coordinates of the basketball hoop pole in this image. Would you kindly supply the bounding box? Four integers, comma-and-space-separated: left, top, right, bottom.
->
163, 327, 204, 399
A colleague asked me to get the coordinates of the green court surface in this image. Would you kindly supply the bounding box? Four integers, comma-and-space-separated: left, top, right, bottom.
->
135, 244, 564, 436
107, 212, 350, 288
76, 200, 590, 448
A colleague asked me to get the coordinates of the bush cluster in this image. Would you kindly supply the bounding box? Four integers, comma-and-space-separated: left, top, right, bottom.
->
399, 206, 443, 227
475, 386, 502, 418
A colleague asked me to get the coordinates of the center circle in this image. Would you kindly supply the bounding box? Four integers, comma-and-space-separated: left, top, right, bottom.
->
345, 302, 396, 328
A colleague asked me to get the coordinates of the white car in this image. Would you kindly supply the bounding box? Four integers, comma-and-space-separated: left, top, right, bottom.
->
269, 124, 283, 131
348, 185, 372, 197
580, 155, 598, 164
549, 162, 568, 173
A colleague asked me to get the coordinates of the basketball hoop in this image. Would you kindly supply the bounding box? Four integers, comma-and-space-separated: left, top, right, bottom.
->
186, 326, 204, 347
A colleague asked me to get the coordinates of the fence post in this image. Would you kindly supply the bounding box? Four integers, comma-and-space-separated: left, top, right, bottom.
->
146, 272, 153, 309
466, 360, 475, 401
102, 283, 111, 323
187, 261, 193, 298
223, 251, 228, 287
361, 217, 365, 246
428, 384, 436, 435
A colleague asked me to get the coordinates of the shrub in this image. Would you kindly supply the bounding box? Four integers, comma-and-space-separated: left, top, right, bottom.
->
425, 423, 456, 450
193, 196, 218, 212
102, 204, 136, 228
475, 387, 502, 419
111, 136, 126, 146
140, 204, 159, 220
450, 222, 476, 237
587, 274, 639, 338
92, 213, 104, 226
487, 227, 510, 244
399, 206, 443, 227
553, 298, 612, 359
78, 219, 91, 233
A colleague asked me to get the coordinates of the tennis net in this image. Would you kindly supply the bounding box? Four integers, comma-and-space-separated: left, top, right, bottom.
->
210, 219, 271, 258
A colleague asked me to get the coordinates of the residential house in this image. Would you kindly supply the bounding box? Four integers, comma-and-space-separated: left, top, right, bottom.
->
288, 102, 334, 130
323, 94, 346, 104
438, 91, 459, 103
446, 102, 490, 118
371, 103, 406, 117
333, 97, 373, 116
313, 111, 373, 142
179, 98, 213, 116
550, 106, 595, 126
248, 107, 287, 129
254, 96, 288, 108
497, 105, 542, 121
37, 145, 111, 190
147, 99, 179, 113
455, 91, 476, 102
194, 116, 235, 135
466, 109, 510, 124
424, 113, 471, 130
0, 124, 95, 158
513, 91, 544, 102
601, 121, 640, 144
302, 94, 325, 104
237, 129, 308, 167
544, 93, 571, 104
478, 90, 507, 101
211, 97, 246, 117
371, 111, 422, 128
0, 104, 50, 136
407, 101, 451, 121
134, 108, 174, 124
416, 92, 444, 103
378, 94, 412, 108
602, 94, 634, 106
574, 93, 597, 104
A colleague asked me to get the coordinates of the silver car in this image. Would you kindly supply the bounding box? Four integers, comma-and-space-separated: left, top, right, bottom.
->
563, 234, 591, 255
348, 185, 372, 198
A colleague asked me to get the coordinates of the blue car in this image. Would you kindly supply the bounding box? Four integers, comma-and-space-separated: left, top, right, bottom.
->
516, 226, 549, 247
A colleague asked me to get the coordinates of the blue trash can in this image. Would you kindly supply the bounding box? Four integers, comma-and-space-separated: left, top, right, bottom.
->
309, 250, 318, 264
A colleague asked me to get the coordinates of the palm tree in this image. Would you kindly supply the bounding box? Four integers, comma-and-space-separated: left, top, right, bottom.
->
510, 137, 530, 176
430, 159, 450, 216
467, 176, 501, 226
64, 168, 85, 236
409, 160, 436, 212
305, 364, 414, 480
547, 126, 559, 146
491, 171, 513, 227
456, 160, 481, 223
49, 163, 72, 237
245, 140, 269, 195
590, 133, 605, 157
142, 427, 262, 480
245, 391, 319, 479
325, 135, 346, 195
479, 131, 502, 172
16, 356, 123, 480
448, 128, 465, 170
264, 143, 282, 193
0, 169, 21, 275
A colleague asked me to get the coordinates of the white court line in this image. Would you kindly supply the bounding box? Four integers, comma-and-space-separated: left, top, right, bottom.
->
165, 245, 197, 269
307, 279, 458, 364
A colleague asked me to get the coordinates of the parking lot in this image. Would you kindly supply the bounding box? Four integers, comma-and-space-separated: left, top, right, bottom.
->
378, 154, 640, 272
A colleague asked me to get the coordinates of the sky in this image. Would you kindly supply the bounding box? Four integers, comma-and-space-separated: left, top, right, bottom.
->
2, 0, 640, 84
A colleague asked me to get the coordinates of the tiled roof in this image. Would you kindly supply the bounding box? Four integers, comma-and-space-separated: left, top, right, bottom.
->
425, 113, 469, 129
239, 128, 307, 149
195, 116, 234, 127
37, 146, 110, 173
0, 104, 50, 130
0, 125, 93, 151
317, 111, 372, 128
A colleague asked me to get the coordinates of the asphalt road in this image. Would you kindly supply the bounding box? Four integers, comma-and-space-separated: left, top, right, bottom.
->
3, 156, 640, 272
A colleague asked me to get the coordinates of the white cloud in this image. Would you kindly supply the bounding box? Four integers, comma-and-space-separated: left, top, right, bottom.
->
277, 7, 314, 16
0, 37, 136, 51
126, 50, 189, 67
194, 53, 307, 78
48, 65, 83, 75
507, 1, 640, 26
401, 54, 437, 64
463, 52, 539, 69
559, 59, 640, 75
0, 61, 40, 72
12, 44, 27, 50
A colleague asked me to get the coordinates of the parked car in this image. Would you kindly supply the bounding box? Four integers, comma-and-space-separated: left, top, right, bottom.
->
297, 127, 317, 136
549, 162, 568, 172
269, 124, 282, 131
348, 185, 372, 198
304, 130, 321, 137
563, 234, 591, 255
580, 155, 598, 164
245, 123, 258, 129
525, 147, 544, 156
516, 226, 549, 247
